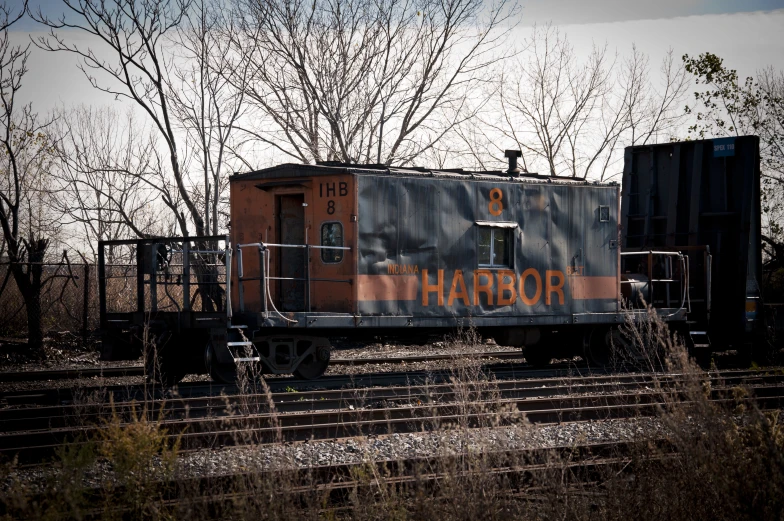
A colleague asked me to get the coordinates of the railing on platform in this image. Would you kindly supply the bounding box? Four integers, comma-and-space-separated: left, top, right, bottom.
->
620, 250, 691, 315
98, 236, 230, 324
235, 242, 352, 316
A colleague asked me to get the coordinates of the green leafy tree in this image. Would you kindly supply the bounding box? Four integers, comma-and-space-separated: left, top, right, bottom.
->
683, 52, 765, 138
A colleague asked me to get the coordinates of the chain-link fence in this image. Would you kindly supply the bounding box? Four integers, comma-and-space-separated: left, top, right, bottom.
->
0, 261, 97, 340
0, 239, 229, 345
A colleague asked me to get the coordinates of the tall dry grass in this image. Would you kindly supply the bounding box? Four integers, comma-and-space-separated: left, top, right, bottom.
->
2, 309, 784, 520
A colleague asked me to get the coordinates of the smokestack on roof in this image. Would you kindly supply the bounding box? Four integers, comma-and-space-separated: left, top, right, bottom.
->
505, 150, 522, 175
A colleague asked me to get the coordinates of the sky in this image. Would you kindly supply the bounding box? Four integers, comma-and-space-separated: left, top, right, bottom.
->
516, 0, 784, 24
4, 0, 783, 247
14, 0, 784, 27
9, 0, 784, 114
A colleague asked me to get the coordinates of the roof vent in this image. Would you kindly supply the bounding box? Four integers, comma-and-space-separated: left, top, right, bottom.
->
505, 150, 522, 175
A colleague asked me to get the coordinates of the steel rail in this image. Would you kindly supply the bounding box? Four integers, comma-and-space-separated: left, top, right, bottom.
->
0, 364, 777, 408
0, 362, 585, 407
2, 371, 782, 432
2, 379, 782, 464
0, 351, 525, 383
15, 439, 673, 519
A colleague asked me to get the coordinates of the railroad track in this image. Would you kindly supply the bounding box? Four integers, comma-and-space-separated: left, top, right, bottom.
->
6, 439, 670, 519
0, 350, 523, 383
0, 360, 599, 407
170, 438, 675, 501
0, 368, 776, 430
2, 369, 782, 463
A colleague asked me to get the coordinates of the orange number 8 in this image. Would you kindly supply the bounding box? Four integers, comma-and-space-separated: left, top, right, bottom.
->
489, 188, 503, 216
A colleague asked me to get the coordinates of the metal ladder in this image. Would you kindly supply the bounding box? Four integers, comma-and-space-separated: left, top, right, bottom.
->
688, 327, 711, 350
227, 324, 259, 363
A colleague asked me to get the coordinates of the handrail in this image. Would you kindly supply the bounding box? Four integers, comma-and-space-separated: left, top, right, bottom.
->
620, 250, 684, 257
98, 236, 230, 319
620, 250, 689, 315
98, 235, 227, 247
224, 239, 232, 320
235, 241, 353, 315
260, 242, 351, 251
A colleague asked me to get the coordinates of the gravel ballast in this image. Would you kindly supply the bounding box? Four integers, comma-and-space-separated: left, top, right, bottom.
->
1, 417, 666, 493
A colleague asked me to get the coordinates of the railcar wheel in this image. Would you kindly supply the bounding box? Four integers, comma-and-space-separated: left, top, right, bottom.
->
205, 341, 238, 384
293, 347, 330, 380
145, 331, 186, 387
584, 327, 613, 368
523, 346, 552, 367
584, 326, 650, 369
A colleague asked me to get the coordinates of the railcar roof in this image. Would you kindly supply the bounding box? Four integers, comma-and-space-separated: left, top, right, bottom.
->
232, 163, 615, 186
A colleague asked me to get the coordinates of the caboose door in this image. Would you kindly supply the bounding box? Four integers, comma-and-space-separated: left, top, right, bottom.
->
277, 194, 306, 311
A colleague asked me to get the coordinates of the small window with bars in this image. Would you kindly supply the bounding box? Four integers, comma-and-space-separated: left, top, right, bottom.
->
477, 226, 512, 268
321, 222, 344, 263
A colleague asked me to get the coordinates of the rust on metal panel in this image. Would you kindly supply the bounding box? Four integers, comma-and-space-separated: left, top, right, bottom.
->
229, 168, 357, 314
230, 163, 623, 326
356, 172, 620, 317
569, 276, 618, 300
357, 275, 418, 301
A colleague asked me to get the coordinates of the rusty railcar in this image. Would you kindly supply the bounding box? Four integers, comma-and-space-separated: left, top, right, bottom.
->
98, 159, 692, 384
230, 165, 625, 322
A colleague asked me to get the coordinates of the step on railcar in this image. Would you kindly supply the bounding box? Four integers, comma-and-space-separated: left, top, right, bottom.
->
99, 155, 695, 385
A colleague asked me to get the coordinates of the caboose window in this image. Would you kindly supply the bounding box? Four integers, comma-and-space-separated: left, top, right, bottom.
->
477, 226, 512, 268
321, 222, 344, 263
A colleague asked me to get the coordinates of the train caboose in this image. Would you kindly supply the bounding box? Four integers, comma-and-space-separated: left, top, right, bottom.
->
98, 154, 691, 384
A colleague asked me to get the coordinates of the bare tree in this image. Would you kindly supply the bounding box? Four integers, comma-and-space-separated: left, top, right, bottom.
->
32, 0, 207, 237
751, 68, 784, 282
226, 0, 518, 166
50, 106, 173, 256
32, 0, 248, 312
480, 25, 688, 180
0, 0, 61, 353
166, 0, 247, 235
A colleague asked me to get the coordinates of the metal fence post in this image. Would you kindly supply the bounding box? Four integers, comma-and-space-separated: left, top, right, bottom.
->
237, 245, 244, 312
260, 247, 267, 317
150, 244, 158, 313
82, 262, 90, 346
182, 241, 190, 311
136, 244, 144, 314
305, 245, 311, 312
98, 242, 107, 326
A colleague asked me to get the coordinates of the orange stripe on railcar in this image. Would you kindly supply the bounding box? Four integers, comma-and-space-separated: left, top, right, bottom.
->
569, 276, 618, 300
357, 275, 418, 301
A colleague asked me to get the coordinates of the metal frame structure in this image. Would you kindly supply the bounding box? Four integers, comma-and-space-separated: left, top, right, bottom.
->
98, 235, 230, 333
